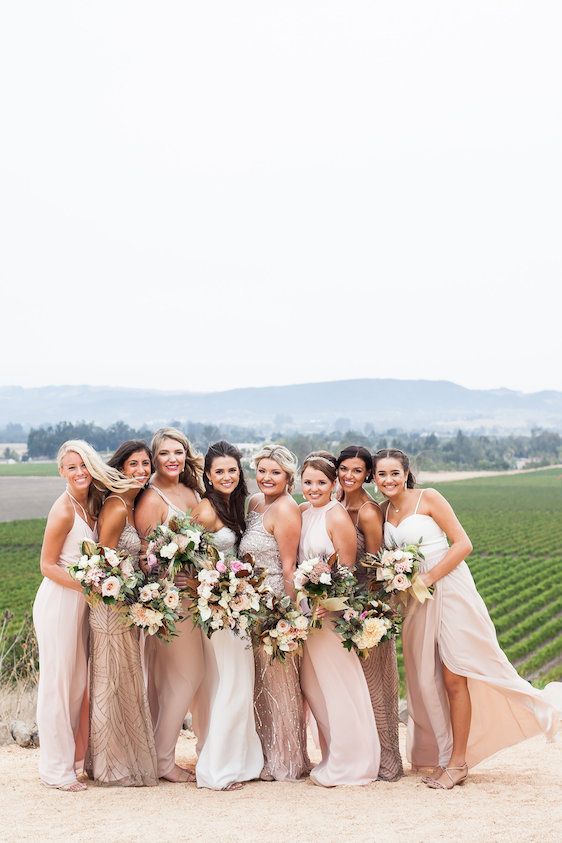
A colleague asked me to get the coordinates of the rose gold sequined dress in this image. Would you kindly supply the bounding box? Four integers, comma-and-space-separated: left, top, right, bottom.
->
239, 510, 310, 781
86, 523, 158, 786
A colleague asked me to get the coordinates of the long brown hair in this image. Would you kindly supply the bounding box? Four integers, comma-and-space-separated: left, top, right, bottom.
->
203, 441, 248, 540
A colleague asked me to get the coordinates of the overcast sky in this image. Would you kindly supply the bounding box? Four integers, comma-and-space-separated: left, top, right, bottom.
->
1, 2, 561, 395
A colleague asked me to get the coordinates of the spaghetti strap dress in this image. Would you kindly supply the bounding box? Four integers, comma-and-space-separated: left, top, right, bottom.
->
193, 527, 264, 789
299, 500, 380, 786
143, 485, 205, 778
354, 501, 404, 781
391, 490, 562, 769
86, 498, 158, 786
32, 496, 95, 787
239, 507, 310, 781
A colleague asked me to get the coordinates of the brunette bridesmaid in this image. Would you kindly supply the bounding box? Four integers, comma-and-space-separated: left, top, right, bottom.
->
134, 427, 205, 782
189, 441, 263, 790
298, 451, 380, 786
336, 445, 403, 781
33, 440, 129, 791
374, 448, 562, 789
239, 444, 310, 781
86, 441, 158, 787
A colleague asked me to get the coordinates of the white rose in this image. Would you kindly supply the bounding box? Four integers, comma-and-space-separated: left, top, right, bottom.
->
198, 601, 212, 621
139, 585, 154, 602
78, 554, 90, 570
101, 576, 121, 598
104, 548, 119, 566
160, 542, 179, 560
74, 570, 85, 582
319, 572, 331, 585
164, 590, 179, 610
184, 529, 201, 548
294, 615, 309, 630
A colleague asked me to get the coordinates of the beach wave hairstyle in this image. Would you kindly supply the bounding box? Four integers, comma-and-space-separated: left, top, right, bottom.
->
150, 427, 204, 494
251, 443, 298, 494
57, 439, 139, 517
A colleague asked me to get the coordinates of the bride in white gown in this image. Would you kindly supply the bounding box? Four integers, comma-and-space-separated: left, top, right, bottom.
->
187, 441, 263, 790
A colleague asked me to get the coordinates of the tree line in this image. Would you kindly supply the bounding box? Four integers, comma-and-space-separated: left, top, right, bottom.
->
18, 420, 562, 471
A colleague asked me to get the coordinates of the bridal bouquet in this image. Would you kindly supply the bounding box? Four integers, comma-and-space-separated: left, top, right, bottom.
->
334, 596, 401, 659
127, 578, 182, 641
189, 552, 272, 638
68, 539, 143, 606
294, 553, 357, 629
254, 594, 310, 663
145, 513, 214, 582
360, 541, 433, 604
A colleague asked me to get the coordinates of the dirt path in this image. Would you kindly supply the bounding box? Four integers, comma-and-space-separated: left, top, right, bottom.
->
0, 727, 560, 842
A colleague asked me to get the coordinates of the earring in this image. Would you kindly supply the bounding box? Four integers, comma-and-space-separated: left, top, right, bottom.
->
404, 482, 407, 490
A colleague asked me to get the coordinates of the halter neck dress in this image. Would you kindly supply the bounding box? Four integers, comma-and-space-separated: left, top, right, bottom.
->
194, 526, 263, 789
239, 500, 310, 781
143, 484, 205, 778
86, 496, 158, 786
299, 500, 380, 786
387, 490, 562, 769
33, 493, 97, 787
352, 499, 403, 781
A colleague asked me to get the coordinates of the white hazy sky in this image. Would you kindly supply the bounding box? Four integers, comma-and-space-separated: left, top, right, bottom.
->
1, 1, 561, 394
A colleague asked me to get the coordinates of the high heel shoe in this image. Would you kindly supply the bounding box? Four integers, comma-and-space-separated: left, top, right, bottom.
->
425, 763, 468, 790
420, 766, 444, 784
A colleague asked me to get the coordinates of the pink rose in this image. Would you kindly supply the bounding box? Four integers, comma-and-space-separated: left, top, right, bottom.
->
392, 573, 410, 591
216, 561, 227, 573
230, 560, 243, 573
146, 553, 158, 573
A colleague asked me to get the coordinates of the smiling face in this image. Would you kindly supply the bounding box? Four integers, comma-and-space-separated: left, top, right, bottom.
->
256, 457, 289, 497
373, 457, 407, 499
337, 456, 369, 494
121, 449, 152, 486
301, 465, 335, 507
154, 437, 186, 481
207, 455, 240, 495
59, 450, 92, 495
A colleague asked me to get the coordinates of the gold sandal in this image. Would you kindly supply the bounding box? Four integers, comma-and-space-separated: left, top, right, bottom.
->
426, 763, 468, 790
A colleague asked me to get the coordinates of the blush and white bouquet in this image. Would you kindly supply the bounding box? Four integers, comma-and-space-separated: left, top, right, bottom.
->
254, 594, 310, 662
68, 539, 142, 606
294, 553, 357, 629
145, 512, 214, 582
189, 551, 272, 638
360, 541, 433, 605
334, 596, 401, 659
127, 578, 182, 641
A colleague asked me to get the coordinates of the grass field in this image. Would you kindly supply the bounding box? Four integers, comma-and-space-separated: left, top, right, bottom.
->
0, 463, 58, 477
1, 468, 561, 686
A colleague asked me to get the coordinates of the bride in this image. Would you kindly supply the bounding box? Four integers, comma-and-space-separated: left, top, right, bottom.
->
188, 441, 264, 790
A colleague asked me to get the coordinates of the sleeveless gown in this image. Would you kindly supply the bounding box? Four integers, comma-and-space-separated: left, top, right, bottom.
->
194, 527, 264, 789
33, 506, 95, 787
86, 519, 158, 786
143, 486, 205, 778
299, 500, 380, 786
390, 492, 562, 769
354, 509, 404, 781
239, 508, 310, 781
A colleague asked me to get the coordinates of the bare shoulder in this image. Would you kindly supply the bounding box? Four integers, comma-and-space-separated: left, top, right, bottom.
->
135, 487, 165, 518
247, 493, 262, 513
99, 496, 127, 527
421, 487, 447, 506
299, 501, 310, 513
359, 500, 383, 527
327, 501, 353, 527
191, 498, 216, 528
272, 494, 300, 516
47, 493, 75, 529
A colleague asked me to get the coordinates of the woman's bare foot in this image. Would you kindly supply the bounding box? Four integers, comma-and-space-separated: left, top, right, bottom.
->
161, 764, 196, 783
56, 780, 87, 792
222, 781, 244, 791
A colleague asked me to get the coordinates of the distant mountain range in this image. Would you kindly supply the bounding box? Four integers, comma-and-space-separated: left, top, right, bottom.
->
2, 380, 562, 433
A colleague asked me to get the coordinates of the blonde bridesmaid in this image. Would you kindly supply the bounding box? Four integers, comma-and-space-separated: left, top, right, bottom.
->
33, 440, 130, 791
239, 444, 310, 781
86, 440, 158, 787
298, 451, 380, 786
337, 445, 403, 781
134, 427, 205, 783
374, 448, 562, 789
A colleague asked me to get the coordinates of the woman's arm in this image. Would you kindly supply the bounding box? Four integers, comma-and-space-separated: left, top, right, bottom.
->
268, 497, 301, 601
419, 489, 473, 587
39, 498, 84, 592
97, 498, 127, 549
190, 499, 221, 532
326, 505, 357, 568
359, 503, 383, 555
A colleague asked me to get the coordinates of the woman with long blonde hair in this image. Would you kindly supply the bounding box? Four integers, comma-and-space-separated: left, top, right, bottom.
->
135, 427, 205, 783
33, 440, 137, 791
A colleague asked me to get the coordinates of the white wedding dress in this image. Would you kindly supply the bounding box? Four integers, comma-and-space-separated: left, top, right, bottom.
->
193, 527, 264, 789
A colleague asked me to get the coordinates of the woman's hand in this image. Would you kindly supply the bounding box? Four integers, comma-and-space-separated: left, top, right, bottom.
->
174, 571, 190, 590
419, 571, 435, 589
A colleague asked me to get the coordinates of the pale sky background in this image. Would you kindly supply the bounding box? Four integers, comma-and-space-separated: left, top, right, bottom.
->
1, 1, 561, 395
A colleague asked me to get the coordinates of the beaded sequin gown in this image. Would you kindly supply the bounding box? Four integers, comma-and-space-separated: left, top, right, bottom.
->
391, 491, 561, 769
194, 527, 264, 789
239, 508, 310, 781
86, 521, 158, 786
299, 500, 380, 786
354, 508, 404, 781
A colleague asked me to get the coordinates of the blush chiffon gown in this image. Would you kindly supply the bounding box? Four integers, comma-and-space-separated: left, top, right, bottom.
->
391, 490, 562, 770
299, 500, 380, 786
33, 497, 94, 787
